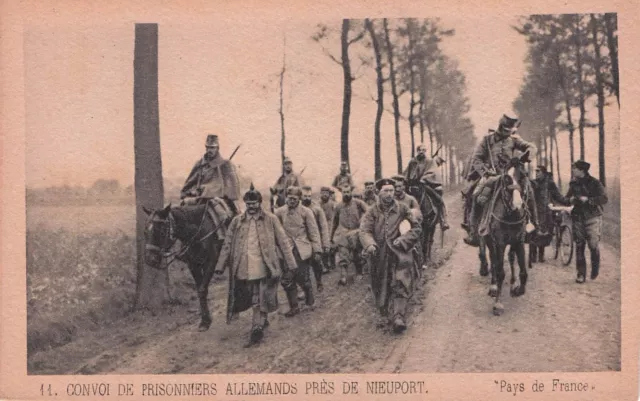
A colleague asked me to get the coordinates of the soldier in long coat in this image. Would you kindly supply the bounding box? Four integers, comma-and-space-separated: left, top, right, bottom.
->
331, 186, 369, 283
392, 176, 420, 210
275, 186, 322, 316
181, 134, 241, 213
362, 181, 379, 207
319, 187, 337, 272
214, 184, 297, 347
301, 186, 331, 292
360, 178, 422, 333
463, 115, 540, 246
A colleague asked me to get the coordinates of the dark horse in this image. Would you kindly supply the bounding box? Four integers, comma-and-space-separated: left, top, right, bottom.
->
481, 151, 532, 316
406, 179, 441, 265
143, 200, 232, 331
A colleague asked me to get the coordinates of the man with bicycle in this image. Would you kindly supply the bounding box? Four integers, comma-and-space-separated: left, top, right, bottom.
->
556, 160, 608, 283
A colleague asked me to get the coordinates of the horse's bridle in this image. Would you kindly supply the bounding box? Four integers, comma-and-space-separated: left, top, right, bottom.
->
145, 211, 178, 257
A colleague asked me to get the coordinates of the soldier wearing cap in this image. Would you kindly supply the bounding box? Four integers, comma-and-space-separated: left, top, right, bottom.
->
392, 176, 420, 210
275, 186, 322, 316
332, 161, 355, 192
319, 186, 337, 271
181, 134, 241, 212
360, 178, 422, 333
301, 185, 331, 292
404, 144, 450, 230
463, 115, 540, 246
214, 183, 297, 347
330, 185, 369, 284
556, 160, 608, 283
271, 157, 304, 205
363, 181, 378, 207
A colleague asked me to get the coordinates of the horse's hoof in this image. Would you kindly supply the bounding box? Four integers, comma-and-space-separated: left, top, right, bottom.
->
488, 285, 498, 298
493, 303, 504, 316
517, 286, 526, 296
479, 265, 489, 277
198, 322, 211, 332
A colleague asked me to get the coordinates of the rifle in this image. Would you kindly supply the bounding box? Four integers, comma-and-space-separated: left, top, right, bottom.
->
431, 144, 443, 159
229, 144, 242, 160
299, 166, 307, 176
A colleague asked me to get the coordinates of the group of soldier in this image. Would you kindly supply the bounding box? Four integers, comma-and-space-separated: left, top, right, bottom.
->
179, 113, 608, 347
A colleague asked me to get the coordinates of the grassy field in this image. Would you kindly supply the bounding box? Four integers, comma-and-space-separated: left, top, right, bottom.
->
26, 205, 195, 356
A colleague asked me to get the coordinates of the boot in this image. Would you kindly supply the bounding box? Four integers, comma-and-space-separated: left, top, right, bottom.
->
590, 246, 600, 280
440, 203, 450, 231
392, 315, 407, 334
284, 289, 300, 317
244, 326, 264, 347
338, 263, 348, 285
538, 247, 545, 263
304, 285, 315, 308
463, 200, 481, 247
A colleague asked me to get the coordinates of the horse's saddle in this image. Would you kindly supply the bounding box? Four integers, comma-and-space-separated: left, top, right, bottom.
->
205, 197, 234, 240
474, 176, 500, 205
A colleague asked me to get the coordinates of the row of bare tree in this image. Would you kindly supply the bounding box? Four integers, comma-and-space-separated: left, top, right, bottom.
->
513, 13, 618, 188
312, 18, 476, 183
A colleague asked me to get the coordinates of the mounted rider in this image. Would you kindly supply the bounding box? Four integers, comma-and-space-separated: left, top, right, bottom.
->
332, 161, 355, 192
181, 134, 241, 210
180, 134, 240, 240
403, 143, 449, 230
462, 115, 540, 247
271, 157, 304, 203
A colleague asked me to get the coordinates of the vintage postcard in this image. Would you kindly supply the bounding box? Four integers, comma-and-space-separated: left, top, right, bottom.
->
1, 0, 639, 399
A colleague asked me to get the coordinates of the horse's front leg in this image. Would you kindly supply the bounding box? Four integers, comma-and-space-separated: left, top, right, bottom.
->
492, 244, 506, 316
487, 237, 498, 297
508, 246, 519, 297
196, 241, 221, 331
515, 242, 527, 296
479, 238, 489, 277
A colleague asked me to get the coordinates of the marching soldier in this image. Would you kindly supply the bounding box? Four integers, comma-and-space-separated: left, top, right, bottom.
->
463, 115, 540, 246
330, 186, 368, 284
319, 186, 337, 271
214, 184, 297, 347
360, 178, 422, 333
362, 181, 379, 207
332, 161, 355, 191
180, 134, 241, 213
392, 176, 420, 210
301, 186, 331, 292
275, 186, 322, 316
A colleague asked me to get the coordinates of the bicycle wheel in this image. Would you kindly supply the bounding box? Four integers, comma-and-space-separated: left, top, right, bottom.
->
552, 225, 561, 260
560, 226, 573, 266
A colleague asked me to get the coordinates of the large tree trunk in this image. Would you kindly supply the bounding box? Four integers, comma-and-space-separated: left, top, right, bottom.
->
604, 13, 619, 107
573, 15, 587, 160
365, 19, 384, 180
591, 14, 606, 186
340, 19, 353, 166
383, 18, 403, 174
133, 23, 168, 310
279, 36, 286, 175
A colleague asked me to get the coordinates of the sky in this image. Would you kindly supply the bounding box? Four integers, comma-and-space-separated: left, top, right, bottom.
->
24, 15, 619, 192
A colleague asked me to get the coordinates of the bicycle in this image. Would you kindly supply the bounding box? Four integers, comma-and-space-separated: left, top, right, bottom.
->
548, 204, 574, 266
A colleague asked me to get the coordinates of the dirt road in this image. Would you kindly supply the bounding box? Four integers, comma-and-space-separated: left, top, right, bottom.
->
28, 195, 620, 374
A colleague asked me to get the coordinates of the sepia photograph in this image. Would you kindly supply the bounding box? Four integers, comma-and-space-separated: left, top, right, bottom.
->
1, 0, 638, 399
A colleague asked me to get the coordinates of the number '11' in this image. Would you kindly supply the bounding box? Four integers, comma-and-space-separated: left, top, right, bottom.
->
40, 384, 52, 396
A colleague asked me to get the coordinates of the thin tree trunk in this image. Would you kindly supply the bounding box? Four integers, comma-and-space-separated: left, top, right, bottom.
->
418, 96, 425, 144
409, 75, 417, 159
383, 18, 403, 174
604, 13, 619, 107
537, 136, 543, 165
133, 23, 168, 310
340, 19, 353, 166
591, 14, 606, 186
554, 134, 562, 189
555, 53, 576, 168
573, 15, 587, 160
365, 19, 384, 180
279, 35, 286, 175
449, 145, 456, 185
